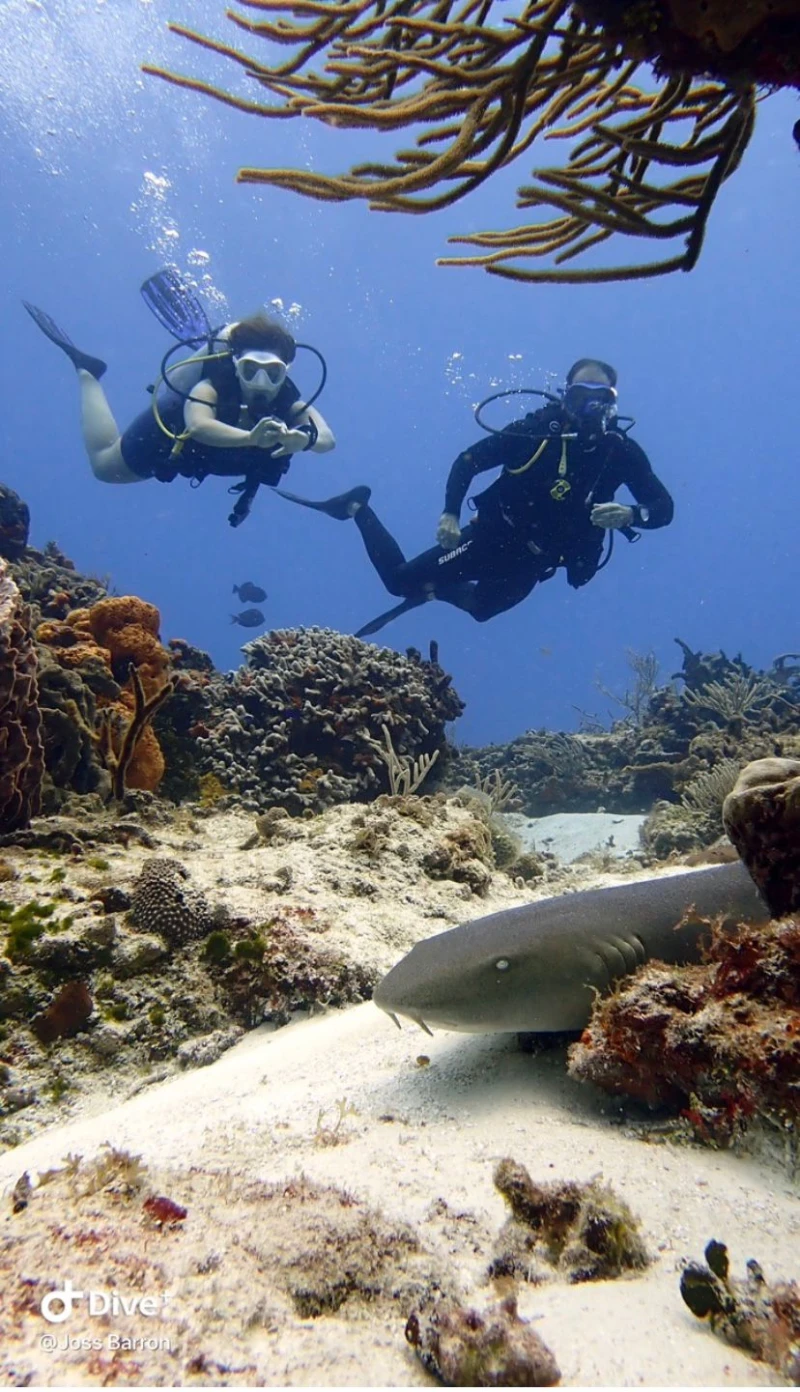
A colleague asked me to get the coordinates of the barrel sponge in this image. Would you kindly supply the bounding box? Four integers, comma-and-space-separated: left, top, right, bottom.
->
87, 597, 170, 687
0, 559, 45, 831
36, 618, 113, 673
89, 595, 161, 641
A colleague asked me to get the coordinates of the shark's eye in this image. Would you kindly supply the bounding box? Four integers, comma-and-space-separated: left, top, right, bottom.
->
495, 958, 510, 971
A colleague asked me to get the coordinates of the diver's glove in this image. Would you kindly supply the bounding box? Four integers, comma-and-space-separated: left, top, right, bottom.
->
436, 512, 462, 549
590, 502, 634, 530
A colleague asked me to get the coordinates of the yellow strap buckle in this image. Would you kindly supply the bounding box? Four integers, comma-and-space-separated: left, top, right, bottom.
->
550, 478, 571, 501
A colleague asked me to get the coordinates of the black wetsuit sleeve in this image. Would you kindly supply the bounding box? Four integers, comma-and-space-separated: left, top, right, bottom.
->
620, 438, 674, 529
443, 412, 549, 516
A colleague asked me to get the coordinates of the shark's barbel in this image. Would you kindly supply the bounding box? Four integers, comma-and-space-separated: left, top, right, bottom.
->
373, 861, 768, 1034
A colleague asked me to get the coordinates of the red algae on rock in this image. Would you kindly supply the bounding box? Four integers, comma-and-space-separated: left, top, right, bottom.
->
568, 916, 800, 1144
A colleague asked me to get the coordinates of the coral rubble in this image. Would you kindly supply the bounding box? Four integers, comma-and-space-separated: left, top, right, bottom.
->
490, 1158, 651, 1283
1, 1155, 450, 1385
680, 1240, 800, 1384
405, 1294, 560, 1387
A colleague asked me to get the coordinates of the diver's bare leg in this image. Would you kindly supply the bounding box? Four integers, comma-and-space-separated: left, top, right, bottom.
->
77, 370, 142, 483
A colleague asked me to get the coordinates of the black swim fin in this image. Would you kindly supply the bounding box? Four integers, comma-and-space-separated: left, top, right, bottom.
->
140, 267, 212, 344
355, 596, 427, 638
273, 484, 372, 521
23, 302, 107, 379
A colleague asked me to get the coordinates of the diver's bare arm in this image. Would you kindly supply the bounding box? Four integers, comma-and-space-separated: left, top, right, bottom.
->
291, 403, 335, 452
183, 379, 257, 447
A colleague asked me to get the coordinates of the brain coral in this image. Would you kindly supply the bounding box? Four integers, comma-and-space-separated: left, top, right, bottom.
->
129, 857, 224, 948
195, 627, 464, 814
0, 560, 44, 832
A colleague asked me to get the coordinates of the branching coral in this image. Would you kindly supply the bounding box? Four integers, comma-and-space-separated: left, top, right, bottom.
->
367, 723, 439, 797
97, 664, 176, 801
680, 758, 741, 815
138, 0, 798, 281
683, 673, 774, 725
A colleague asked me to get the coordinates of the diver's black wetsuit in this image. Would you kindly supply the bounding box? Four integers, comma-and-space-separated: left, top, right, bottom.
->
354, 403, 673, 622
121, 360, 303, 484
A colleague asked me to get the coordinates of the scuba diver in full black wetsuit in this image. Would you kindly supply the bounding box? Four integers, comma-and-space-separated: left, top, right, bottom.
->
276, 358, 674, 636
22, 269, 334, 527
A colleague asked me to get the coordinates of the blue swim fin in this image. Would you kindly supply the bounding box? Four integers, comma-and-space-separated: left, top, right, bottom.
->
140, 267, 212, 344
23, 302, 107, 379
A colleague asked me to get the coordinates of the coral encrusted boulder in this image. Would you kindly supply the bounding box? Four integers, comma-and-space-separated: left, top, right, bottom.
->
722, 757, 800, 917
0, 559, 44, 832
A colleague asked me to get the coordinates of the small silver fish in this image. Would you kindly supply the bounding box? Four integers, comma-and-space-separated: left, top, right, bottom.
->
233, 581, 267, 603
231, 608, 265, 627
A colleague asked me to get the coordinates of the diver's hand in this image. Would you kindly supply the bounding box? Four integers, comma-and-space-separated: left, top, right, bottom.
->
271, 427, 312, 458
436, 512, 462, 549
590, 502, 634, 530
248, 417, 285, 450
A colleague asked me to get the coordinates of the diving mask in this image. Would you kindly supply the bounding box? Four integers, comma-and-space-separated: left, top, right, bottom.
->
563, 380, 618, 430
234, 351, 288, 394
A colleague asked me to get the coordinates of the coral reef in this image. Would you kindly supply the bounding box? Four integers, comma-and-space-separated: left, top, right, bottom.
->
680, 1240, 800, 1384
446, 638, 800, 855
405, 1294, 560, 1387
0, 791, 537, 1149
722, 757, 800, 917
97, 664, 177, 801
0, 560, 44, 833
10, 540, 107, 626
0, 483, 30, 561
568, 915, 800, 1145
192, 627, 464, 815
490, 1159, 651, 1283
4, 511, 468, 818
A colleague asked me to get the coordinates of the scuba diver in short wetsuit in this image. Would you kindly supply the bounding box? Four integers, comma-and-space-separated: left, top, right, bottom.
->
276, 358, 674, 636
23, 269, 334, 527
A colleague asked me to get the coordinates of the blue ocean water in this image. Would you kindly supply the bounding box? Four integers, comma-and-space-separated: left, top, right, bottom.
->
1, 0, 798, 746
